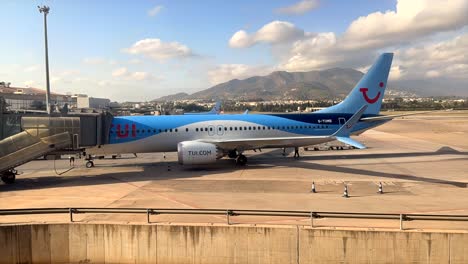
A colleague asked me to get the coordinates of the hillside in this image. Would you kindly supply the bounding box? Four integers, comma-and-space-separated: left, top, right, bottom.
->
153, 67, 467, 101
187, 68, 363, 100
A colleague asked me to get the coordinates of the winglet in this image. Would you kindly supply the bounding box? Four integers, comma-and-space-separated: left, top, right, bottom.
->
335, 136, 366, 149
333, 105, 367, 137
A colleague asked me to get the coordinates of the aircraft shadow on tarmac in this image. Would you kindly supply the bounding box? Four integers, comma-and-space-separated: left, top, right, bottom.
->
1, 147, 466, 192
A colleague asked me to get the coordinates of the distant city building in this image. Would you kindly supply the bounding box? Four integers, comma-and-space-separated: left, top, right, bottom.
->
0, 84, 76, 111
0, 83, 111, 112
74, 95, 111, 109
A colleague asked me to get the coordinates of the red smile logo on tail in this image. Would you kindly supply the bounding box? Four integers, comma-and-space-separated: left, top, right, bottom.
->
359, 82, 384, 104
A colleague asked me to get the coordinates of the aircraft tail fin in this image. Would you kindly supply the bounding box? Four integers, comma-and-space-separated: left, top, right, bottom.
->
208, 101, 221, 114
318, 53, 393, 115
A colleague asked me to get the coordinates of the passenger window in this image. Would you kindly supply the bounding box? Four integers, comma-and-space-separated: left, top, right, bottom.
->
224, 127, 227, 131
164, 129, 167, 132
136, 129, 140, 133
175, 129, 178, 132
170, 129, 173, 132
210, 127, 213, 131
239, 127, 242, 130
219, 127, 222, 131
253, 127, 256, 130
230, 127, 232, 131
196, 128, 199, 132
159, 129, 162, 133
186, 128, 188, 132
205, 128, 208, 131
244, 127, 247, 130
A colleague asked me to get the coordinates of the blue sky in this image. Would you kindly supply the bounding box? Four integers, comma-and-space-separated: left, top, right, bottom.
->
1, 0, 467, 101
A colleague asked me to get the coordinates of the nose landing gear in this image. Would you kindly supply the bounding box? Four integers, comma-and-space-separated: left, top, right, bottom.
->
85, 161, 95, 168
85, 154, 95, 168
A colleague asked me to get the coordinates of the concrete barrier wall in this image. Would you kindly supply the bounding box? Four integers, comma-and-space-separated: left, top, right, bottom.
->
0, 223, 467, 263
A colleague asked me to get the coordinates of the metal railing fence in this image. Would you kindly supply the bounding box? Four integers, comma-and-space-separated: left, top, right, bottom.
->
2, 207, 468, 230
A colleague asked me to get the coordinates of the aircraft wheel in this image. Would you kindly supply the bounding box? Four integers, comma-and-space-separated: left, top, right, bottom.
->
86, 161, 94, 168
1, 171, 16, 184
228, 150, 237, 159
236, 155, 247, 166
112, 155, 117, 159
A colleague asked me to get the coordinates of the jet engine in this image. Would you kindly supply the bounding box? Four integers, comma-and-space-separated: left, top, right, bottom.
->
177, 141, 223, 165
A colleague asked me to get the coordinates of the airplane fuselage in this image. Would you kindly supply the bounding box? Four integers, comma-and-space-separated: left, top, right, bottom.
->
88, 112, 387, 156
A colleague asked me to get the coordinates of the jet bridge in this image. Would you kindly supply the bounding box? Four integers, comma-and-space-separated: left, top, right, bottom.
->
0, 113, 113, 184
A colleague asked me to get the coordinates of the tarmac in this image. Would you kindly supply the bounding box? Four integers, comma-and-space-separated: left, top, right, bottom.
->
1, 111, 467, 230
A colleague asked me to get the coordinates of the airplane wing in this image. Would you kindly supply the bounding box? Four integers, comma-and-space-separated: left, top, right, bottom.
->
201, 105, 368, 150
360, 109, 451, 122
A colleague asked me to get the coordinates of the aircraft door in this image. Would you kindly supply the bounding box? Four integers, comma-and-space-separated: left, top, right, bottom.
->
217, 125, 224, 136
339, 117, 346, 125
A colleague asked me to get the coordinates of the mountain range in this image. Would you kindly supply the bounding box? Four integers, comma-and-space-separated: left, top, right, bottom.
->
153, 68, 467, 101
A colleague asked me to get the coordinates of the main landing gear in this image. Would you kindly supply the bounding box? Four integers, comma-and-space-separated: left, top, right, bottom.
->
235, 154, 247, 166
1, 170, 17, 184
228, 150, 248, 165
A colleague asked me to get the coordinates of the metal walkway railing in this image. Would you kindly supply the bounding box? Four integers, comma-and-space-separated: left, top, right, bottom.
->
2, 208, 468, 230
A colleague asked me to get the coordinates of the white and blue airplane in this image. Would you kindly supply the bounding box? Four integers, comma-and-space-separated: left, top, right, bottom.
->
184, 101, 221, 115
87, 53, 399, 167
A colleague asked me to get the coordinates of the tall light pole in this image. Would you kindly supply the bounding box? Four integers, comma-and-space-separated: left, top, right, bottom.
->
38, 5, 51, 114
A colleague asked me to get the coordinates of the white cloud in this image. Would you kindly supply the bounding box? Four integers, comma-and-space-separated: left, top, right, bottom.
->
425, 70, 441, 78
111, 67, 156, 82
229, 30, 252, 48
229, 21, 304, 48
228, 0, 468, 79
271, 0, 468, 80
24, 64, 40, 72
393, 33, 468, 79
112, 67, 128, 77
280, 32, 340, 71
124, 38, 193, 61
275, 0, 319, 15
341, 0, 468, 50
389, 65, 407, 80
148, 5, 163, 17
129, 72, 152, 81
208, 64, 272, 85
